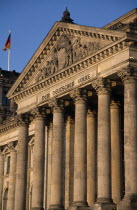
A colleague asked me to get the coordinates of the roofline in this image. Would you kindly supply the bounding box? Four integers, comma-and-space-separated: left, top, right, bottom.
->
103, 8, 137, 29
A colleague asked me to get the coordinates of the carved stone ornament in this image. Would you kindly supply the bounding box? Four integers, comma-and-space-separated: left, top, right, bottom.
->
31, 107, 46, 119
36, 34, 103, 81
7, 142, 16, 152
87, 109, 96, 117
70, 88, 89, 102
17, 114, 30, 126
92, 78, 115, 94
48, 98, 64, 111
117, 66, 137, 83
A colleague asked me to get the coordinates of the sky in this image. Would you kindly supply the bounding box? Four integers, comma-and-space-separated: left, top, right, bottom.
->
0, 0, 136, 73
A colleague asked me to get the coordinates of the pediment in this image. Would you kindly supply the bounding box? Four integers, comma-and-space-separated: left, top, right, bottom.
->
7, 21, 126, 99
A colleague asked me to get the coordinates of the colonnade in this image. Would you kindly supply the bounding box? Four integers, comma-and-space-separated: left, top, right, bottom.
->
0, 67, 137, 210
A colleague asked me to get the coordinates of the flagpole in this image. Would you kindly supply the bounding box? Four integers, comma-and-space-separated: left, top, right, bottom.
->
8, 30, 11, 71
8, 48, 10, 71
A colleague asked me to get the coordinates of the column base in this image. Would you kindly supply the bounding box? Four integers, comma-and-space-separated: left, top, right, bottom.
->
93, 203, 116, 210
117, 194, 137, 210
93, 198, 116, 210
68, 201, 91, 210
49, 204, 64, 210
32, 208, 44, 210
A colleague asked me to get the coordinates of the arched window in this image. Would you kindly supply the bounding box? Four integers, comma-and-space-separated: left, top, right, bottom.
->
3, 188, 8, 210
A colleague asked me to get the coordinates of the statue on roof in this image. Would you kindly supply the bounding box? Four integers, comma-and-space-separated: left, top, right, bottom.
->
60, 7, 74, 24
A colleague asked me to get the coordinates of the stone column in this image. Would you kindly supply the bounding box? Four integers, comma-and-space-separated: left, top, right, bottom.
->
49, 99, 65, 210
118, 67, 137, 210
7, 142, 17, 210
47, 123, 53, 209
0, 147, 4, 209
87, 109, 97, 206
70, 89, 88, 208
14, 114, 29, 210
92, 78, 116, 210
65, 116, 74, 208
110, 101, 122, 204
32, 108, 45, 210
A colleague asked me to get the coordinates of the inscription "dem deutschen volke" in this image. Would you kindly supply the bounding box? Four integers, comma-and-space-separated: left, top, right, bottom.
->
53, 81, 74, 96
78, 74, 90, 84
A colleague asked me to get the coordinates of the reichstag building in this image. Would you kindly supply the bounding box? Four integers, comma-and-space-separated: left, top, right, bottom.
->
0, 8, 137, 210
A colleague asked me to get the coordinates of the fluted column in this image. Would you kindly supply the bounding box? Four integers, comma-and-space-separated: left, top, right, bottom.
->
118, 67, 137, 210
47, 123, 53, 209
7, 142, 17, 210
110, 101, 122, 204
32, 108, 45, 210
49, 99, 65, 210
87, 109, 97, 206
70, 89, 88, 208
14, 115, 29, 210
0, 147, 4, 209
92, 78, 116, 210
65, 116, 74, 208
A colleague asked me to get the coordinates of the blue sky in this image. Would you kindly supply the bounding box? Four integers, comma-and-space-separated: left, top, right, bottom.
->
0, 0, 136, 73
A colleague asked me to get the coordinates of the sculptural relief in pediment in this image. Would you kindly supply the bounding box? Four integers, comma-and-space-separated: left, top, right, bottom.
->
36, 34, 105, 82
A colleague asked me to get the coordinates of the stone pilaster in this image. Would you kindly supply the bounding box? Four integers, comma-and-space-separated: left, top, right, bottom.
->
117, 66, 137, 210
69, 88, 88, 209
0, 147, 4, 209
31, 107, 46, 210
14, 114, 29, 210
92, 78, 116, 210
110, 101, 122, 204
87, 109, 97, 206
48, 99, 65, 210
7, 142, 17, 210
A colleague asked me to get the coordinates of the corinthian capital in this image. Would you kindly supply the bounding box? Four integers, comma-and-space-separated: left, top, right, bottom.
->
70, 88, 91, 102
17, 114, 30, 126
31, 107, 46, 119
117, 66, 137, 83
92, 78, 115, 94
48, 98, 64, 111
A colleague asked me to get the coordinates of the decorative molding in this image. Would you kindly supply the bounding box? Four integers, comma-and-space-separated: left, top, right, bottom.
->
10, 26, 124, 95
117, 65, 137, 83
2, 141, 17, 154
17, 114, 30, 126
70, 88, 92, 102
36, 34, 104, 81
87, 109, 96, 117
110, 100, 121, 109
0, 116, 18, 134
48, 98, 64, 111
11, 38, 129, 102
92, 78, 116, 94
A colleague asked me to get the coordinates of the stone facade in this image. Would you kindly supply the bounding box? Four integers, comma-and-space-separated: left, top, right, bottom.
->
0, 8, 137, 210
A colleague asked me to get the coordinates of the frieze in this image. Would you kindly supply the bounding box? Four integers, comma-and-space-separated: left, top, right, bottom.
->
10, 23, 124, 97
37, 73, 92, 104
12, 39, 128, 102
36, 35, 103, 81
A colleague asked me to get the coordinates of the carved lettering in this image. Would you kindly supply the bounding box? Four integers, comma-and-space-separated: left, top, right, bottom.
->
78, 74, 90, 84
53, 81, 74, 96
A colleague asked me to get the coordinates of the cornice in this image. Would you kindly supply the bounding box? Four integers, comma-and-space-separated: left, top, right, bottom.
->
7, 22, 126, 99
103, 8, 137, 29
0, 117, 18, 135
11, 37, 130, 103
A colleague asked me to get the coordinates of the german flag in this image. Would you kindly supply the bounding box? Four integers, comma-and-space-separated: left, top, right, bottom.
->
3, 33, 11, 51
